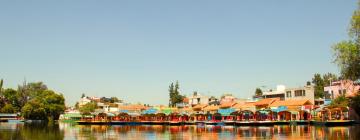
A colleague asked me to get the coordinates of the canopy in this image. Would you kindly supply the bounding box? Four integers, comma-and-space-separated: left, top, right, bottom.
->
142, 108, 158, 114
161, 108, 172, 115
218, 108, 235, 116
119, 110, 129, 113
272, 106, 288, 113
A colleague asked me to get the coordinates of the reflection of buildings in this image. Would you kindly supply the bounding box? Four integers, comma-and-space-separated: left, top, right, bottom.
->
62, 122, 356, 140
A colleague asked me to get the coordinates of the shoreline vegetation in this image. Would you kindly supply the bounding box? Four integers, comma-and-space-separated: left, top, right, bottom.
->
0, 80, 65, 122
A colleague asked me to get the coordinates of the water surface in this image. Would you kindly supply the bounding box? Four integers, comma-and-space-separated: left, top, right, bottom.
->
0, 122, 359, 140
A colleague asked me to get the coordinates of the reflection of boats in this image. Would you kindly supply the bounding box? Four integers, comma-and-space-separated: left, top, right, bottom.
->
274, 121, 290, 125
311, 120, 354, 126
110, 121, 127, 125
290, 120, 310, 125
205, 120, 224, 125
76, 121, 110, 125
236, 121, 275, 126
223, 120, 235, 125
169, 121, 184, 125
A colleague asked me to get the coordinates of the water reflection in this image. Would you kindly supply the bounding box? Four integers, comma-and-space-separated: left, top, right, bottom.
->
1, 122, 360, 140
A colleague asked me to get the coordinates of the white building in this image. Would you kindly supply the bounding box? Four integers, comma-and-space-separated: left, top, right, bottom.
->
188, 92, 209, 106
261, 85, 315, 104
79, 97, 92, 107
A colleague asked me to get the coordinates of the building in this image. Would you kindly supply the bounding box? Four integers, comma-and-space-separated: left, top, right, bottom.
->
260, 85, 316, 104
324, 80, 360, 99
220, 94, 237, 104
188, 92, 209, 106
79, 97, 92, 107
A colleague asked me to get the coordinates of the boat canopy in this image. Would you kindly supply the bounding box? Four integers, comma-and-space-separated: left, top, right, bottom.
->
218, 108, 235, 116
142, 108, 158, 114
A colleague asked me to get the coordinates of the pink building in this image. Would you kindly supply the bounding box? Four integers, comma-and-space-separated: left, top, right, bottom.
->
324, 80, 360, 99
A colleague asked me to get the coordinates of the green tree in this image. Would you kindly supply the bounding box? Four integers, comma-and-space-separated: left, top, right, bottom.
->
332, 1, 360, 116
2, 88, 20, 112
333, 2, 360, 81
168, 81, 185, 107
110, 97, 119, 103
0, 104, 16, 113
329, 95, 349, 108
168, 83, 174, 107
79, 102, 97, 115
323, 73, 338, 86
312, 73, 325, 99
255, 88, 263, 96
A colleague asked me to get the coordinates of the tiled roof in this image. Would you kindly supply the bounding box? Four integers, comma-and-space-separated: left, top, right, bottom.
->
192, 104, 208, 110
253, 98, 280, 106
269, 99, 312, 107
236, 102, 255, 109
118, 104, 148, 110
204, 105, 219, 111
219, 102, 237, 108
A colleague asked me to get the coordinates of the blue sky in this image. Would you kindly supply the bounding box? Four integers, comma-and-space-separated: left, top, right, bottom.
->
0, 0, 357, 106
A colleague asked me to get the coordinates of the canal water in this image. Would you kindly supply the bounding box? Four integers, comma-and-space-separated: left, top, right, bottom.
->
0, 122, 359, 140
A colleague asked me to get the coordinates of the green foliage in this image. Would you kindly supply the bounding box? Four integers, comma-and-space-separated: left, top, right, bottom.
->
255, 88, 263, 96
329, 95, 349, 108
332, 41, 360, 80
168, 81, 185, 107
332, 3, 360, 81
0, 104, 16, 113
79, 102, 97, 115
312, 73, 325, 99
349, 93, 360, 114
312, 73, 339, 99
21, 89, 65, 120
110, 97, 119, 103
0, 80, 65, 120
1, 88, 20, 112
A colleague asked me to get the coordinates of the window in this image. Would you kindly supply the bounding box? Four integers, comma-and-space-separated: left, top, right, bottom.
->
295, 90, 305, 97
343, 89, 346, 95
302, 90, 306, 96
286, 91, 291, 97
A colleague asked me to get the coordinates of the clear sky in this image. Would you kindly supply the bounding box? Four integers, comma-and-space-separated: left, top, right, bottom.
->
0, 0, 357, 106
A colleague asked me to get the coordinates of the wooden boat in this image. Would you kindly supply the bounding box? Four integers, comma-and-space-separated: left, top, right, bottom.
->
274, 120, 290, 125
290, 120, 310, 125
76, 121, 110, 125
152, 121, 167, 125
184, 121, 196, 125
223, 120, 235, 125
168, 121, 184, 125
235, 121, 275, 126
205, 121, 224, 125
311, 120, 355, 126
110, 121, 127, 125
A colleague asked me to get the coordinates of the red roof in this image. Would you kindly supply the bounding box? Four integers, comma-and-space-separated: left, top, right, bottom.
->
254, 98, 280, 106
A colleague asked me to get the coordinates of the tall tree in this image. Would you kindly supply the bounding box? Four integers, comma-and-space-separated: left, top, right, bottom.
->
168, 81, 184, 107
312, 73, 325, 99
168, 83, 174, 107
332, 1, 360, 117
323, 73, 338, 86
333, 2, 360, 81
255, 88, 263, 96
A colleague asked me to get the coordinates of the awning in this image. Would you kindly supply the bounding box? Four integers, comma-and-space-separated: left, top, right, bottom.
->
142, 108, 158, 114
218, 108, 235, 116
161, 108, 172, 115
119, 110, 129, 113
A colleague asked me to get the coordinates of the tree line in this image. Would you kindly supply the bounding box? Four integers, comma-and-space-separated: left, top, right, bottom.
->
0, 80, 65, 121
